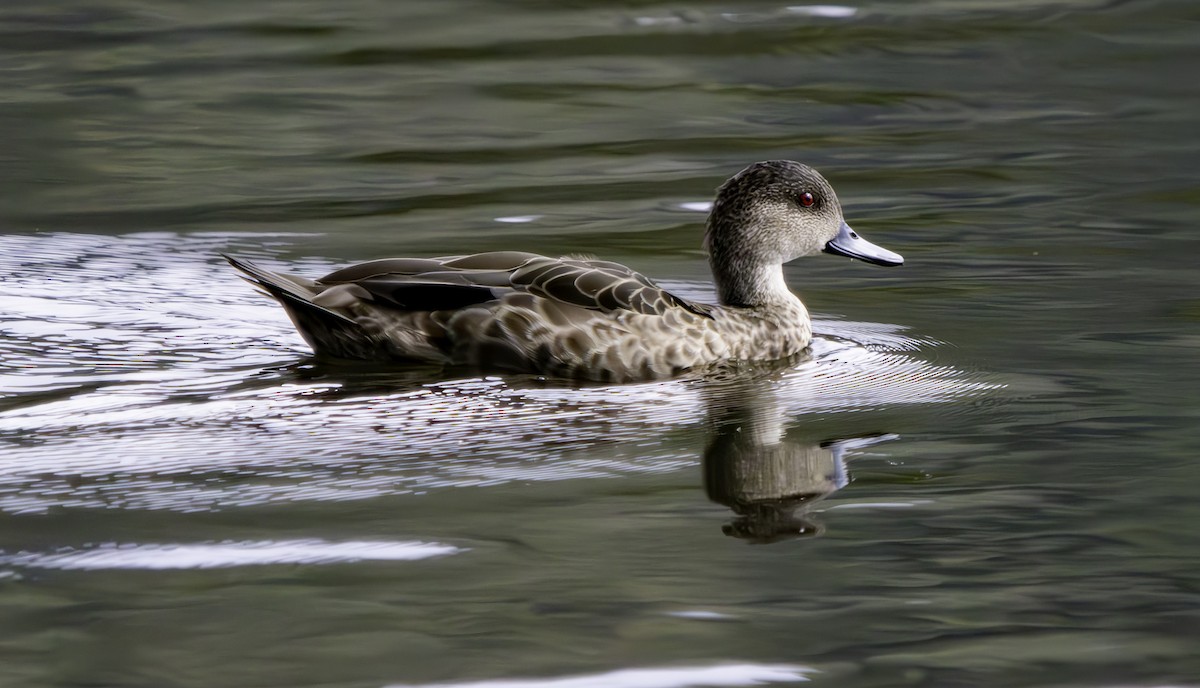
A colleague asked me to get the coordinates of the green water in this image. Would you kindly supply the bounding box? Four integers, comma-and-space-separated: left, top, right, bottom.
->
1, 1, 1199, 687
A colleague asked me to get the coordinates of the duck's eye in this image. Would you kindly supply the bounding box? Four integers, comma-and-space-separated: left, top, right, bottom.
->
799, 192, 815, 208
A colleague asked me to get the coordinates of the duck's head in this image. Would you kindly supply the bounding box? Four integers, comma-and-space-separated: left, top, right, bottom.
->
704, 160, 903, 306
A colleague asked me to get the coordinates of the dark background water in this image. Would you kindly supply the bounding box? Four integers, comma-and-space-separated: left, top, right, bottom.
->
2, 1, 1199, 687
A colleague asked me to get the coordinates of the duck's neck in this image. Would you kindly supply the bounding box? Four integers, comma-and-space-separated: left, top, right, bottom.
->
709, 259, 800, 309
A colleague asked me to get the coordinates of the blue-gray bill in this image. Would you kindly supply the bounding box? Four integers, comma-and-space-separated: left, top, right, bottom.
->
823, 221, 904, 267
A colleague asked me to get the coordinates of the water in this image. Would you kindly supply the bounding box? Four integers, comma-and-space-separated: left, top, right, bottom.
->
1, 1, 1199, 686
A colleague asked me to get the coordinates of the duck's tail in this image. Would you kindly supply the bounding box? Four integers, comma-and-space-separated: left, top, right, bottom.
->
222, 254, 380, 359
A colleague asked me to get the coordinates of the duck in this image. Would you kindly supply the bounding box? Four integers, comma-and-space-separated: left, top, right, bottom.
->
225, 160, 903, 382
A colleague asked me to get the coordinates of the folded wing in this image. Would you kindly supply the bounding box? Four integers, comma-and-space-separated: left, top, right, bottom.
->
314, 251, 711, 319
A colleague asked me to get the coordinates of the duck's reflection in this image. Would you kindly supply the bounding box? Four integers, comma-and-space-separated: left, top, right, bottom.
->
268, 358, 900, 546
700, 377, 897, 543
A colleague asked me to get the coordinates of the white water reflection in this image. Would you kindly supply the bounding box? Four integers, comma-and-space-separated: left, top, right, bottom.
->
2, 539, 462, 570
384, 664, 813, 688
786, 6, 858, 19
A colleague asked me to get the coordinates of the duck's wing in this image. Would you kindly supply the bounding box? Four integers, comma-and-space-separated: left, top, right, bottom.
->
314, 252, 537, 312
316, 251, 713, 319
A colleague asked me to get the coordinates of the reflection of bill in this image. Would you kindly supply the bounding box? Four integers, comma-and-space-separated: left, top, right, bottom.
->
700, 378, 898, 543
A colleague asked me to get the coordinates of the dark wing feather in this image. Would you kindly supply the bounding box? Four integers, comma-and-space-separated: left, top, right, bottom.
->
440, 251, 542, 270
303, 251, 710, 319
354, 279, 501, 311
319, 258, 447, 283
315, 252, 531, 313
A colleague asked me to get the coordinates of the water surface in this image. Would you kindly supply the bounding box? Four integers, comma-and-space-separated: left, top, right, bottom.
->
1, 1, 1199, 687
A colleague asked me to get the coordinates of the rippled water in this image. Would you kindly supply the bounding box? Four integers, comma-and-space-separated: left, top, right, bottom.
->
2, 1, 1199, 687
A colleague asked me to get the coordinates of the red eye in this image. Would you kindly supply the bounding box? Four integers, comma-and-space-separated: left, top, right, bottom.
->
799, 192, 815, 207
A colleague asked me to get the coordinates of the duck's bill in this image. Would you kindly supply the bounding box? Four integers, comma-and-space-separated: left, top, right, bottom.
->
823, 221, 904, 267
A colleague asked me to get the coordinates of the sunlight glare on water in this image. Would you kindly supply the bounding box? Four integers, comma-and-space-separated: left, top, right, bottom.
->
2, 539, 462, 571
383, 664, 815, 688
